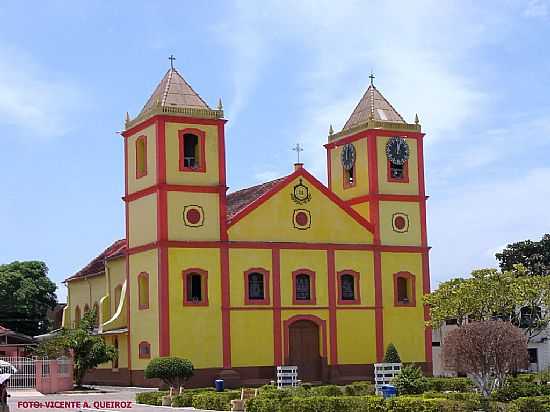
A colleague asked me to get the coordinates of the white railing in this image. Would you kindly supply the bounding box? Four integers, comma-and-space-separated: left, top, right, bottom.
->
276, 366, 299, 388
0, 357, 40, 389
374, 362, 402, 395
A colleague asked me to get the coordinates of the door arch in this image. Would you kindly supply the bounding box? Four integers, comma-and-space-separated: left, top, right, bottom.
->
284, 315, 327, 382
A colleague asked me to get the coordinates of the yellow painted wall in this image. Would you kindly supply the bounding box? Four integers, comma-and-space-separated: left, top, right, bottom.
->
167, 192, 220, 241
351, 202, 370, 221
229, 176, 373, 244
127, 124, 157, 195
67, 274, 105, 327
128, 194, 158, 248
381, 252, 425, 362
377, 136, 419, 195
280, 249, 327, 306
334, 250, 375, 306
229, 249, 272, 307
330, 138, 369, 200
165, 122, 220, 186
337, 311, 377, 364
379, 201, 421, 246
98, 334, 128, 369
168, 248, 223, 369
231, 311, 274, 367
129, 249, 159, 369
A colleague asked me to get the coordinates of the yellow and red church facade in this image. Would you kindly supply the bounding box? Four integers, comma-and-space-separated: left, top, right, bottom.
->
63, 67, 431, 386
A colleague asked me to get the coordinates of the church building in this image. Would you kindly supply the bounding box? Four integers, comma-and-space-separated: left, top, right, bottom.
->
63, 63, 431, 387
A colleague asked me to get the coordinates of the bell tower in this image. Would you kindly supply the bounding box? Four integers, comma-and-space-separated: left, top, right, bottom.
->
122, 61, 226, 360
325, 79, 427, 248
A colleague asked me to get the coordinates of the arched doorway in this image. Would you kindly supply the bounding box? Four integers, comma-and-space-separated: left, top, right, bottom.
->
288, 320, 322, 382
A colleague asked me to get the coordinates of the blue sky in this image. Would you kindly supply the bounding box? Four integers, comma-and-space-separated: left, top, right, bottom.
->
1, 1, 549, 302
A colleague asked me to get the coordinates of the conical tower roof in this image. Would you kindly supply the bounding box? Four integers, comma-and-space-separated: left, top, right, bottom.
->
139, 68, 210, 116
343, 85, 405, 130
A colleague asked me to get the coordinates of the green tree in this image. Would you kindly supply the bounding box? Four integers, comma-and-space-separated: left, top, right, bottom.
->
496, 234, 550, 276
424, 266, 550, 341
0, 261, 57, 335
383, 343, 401, 363
144, 357, 194, 392
67, 309, 117, 387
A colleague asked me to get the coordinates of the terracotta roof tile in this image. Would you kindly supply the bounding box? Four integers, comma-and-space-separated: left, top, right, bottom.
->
226, 178, 286, 220
343, 85, 405, 130
66, 239, 126, 282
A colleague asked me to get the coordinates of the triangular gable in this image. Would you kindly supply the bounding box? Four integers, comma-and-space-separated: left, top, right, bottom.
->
228, 168, 374, 244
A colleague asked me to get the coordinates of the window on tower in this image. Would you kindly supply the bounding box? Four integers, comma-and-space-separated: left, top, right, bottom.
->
135, 135, 147, 178
183, 269, 209, 305
394, 272, 416, 306
344, 166, 355, 188
179, 129, 206, 172
388, 160, 409, 182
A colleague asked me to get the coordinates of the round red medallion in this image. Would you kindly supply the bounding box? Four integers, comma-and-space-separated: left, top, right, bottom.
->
394, 215, 406, 231
186, 208, 201, 225
295, 211, 309, 226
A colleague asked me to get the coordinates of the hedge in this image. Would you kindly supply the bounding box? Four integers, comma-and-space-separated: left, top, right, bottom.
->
246, 395, 474, 412
492, 378, 550, 402
191, 390, 241, 411
424, 377, 474, 393
510, 396, 550, 412
135, 390, 168, 406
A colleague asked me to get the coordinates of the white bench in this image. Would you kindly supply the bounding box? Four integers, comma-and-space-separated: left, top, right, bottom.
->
276, 366, 300, 388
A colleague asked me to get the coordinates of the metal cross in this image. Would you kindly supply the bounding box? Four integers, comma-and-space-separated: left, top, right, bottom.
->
292, 143, 304, 163
169, 54, 176, 69
369, 71, 375, 86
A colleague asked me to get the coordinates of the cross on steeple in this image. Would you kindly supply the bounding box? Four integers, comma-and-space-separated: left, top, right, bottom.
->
169, 54, 176, 69
369, 71, 375, 86
292, 143, 303, 163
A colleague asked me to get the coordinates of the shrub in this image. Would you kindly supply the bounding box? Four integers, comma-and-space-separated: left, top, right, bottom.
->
144, 357, 194, 390
135, 390, 168, 406
392, 364, 429, 395
308, 385, 343, 397
343, 381, 376, 396
383, 343, 402, 363
510, 396, 550, 412
492, 378, 545, 402
423, 391, 481, 411
425, 377, 475, 392
170, 388, 218, 407
191, 390, 241, 411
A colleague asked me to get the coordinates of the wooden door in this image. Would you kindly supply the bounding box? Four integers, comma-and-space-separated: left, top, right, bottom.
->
288, 320, 321, 382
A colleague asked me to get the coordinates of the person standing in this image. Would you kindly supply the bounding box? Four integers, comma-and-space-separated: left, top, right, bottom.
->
0, 380, 9, 412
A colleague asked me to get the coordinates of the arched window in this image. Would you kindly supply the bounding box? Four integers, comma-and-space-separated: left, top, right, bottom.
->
138, 272, 150, 310
84, 304, 90, 314
179, 129, 206, 172
244, 269, 270, 305
393, 272, 416, 306
292, 269, 316, 305
337, 270, 360, 304
74, 306, 81, 328
138, 341, 151, 359
113, 337, 119, 370
135, 135, 147, 178
343, 166, 355, 188
114, 284, 123, 311
183, 269, 208, 306
92, 302, 99, 327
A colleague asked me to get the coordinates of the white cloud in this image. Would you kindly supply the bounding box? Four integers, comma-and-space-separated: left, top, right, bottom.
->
0, 46, 81, 139
524, 0, 549, 18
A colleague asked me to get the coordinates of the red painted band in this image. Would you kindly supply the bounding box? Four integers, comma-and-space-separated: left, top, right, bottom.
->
220, 246, 231, 368
327, 248, 338, 365
272, 248, 282, 365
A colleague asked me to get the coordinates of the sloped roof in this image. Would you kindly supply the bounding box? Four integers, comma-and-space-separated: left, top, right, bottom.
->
343, 85, 405, 130
226, 178, 286, 220
65, 239, 126, 282
138, 68, 210, 117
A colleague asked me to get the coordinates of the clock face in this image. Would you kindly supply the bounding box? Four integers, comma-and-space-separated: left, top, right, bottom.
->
340, 143, 356, 170
385, 137, 409, 165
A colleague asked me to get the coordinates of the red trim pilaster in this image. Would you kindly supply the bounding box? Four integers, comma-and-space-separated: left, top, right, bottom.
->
218, 121, 228, 242
123, 131, 132, 376
374, 250, 384, 362
272, 248, 282, 365
327, 248, 338, 365
220, 245, 231, 368
326, 147, 332, 191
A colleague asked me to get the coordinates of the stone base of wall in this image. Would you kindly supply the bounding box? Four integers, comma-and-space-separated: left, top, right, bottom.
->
83, 362, 432, 388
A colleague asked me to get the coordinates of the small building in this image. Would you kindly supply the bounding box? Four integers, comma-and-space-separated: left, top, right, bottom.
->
0, 325, 35, 357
